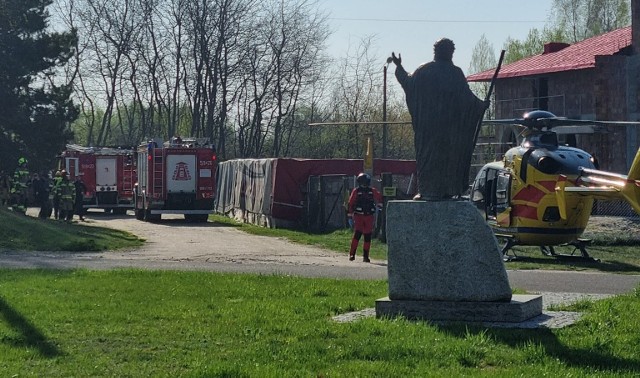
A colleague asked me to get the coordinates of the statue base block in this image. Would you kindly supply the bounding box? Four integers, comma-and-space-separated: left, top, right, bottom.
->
386, 200, 512, 302
375, 294, 542, 323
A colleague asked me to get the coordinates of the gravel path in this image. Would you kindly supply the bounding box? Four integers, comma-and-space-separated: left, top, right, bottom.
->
2, 209, 638, 309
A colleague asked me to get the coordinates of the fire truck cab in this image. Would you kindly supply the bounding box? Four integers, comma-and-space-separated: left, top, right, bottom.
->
135, 137, 217, 222
60, 144, 137, 214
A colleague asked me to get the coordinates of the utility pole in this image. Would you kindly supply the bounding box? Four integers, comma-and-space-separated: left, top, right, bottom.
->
382, 57, 392, 158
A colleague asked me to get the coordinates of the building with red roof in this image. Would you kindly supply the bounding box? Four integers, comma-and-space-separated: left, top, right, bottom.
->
467, 2, 640, 174
467, 27, 633, 81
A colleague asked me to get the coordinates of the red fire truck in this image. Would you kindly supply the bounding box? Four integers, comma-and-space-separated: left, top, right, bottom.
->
60, 144, 137, 214
134, 137, 217, 222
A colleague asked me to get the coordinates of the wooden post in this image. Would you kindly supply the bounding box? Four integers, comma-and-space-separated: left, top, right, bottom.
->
377, 172, 394, 242
364, 133, 374, 178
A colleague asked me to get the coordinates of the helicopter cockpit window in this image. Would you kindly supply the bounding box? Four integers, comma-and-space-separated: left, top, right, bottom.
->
495, 173, 511, 214
471, 168, 498, 219
471, 169, 487, 203
539, 132, 558, 147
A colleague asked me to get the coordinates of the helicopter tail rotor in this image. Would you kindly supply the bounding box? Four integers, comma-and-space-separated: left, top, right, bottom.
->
557, 147, 640, 217
555, 175, 569, 220
627, 147, 640, 181
621, 147, 640, 214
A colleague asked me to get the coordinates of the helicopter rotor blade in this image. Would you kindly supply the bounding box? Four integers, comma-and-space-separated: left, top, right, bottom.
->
482, 119, 525, 125
308, 121, 412, 126
483, 117, 640, 129
543, 119, 640, 126
589, 120, 640, 125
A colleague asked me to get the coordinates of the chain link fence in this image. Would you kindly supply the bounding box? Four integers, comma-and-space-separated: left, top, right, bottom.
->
592, 200, 640, 218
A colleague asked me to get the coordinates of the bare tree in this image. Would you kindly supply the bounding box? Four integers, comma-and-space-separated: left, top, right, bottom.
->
53, 0, 332, 158
553, 0, 630, 42
178, 0, 254, 157
325, 36, 382, 159
53, 0, 99, 145
62, 0, 145, 146
94, 0, 137, 145
228, 0, 329, 158
263, 0, 330, 157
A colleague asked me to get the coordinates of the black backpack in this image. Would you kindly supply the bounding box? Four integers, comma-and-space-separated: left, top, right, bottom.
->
353, 187, 376, 215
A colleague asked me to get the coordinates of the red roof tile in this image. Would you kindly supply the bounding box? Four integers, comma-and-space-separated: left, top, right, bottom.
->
467, 26, 632, 82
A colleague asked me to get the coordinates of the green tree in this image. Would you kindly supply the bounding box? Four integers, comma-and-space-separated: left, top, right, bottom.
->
553, 0, 630, 42
500, 0, 630, 65
0, 0, 78, 173
503, 27, 565, 64
468, 34, 497, 114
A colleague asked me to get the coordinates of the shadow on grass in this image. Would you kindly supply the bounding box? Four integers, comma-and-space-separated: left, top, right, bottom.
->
0, 296, 63, 358
441, 325, 640, 374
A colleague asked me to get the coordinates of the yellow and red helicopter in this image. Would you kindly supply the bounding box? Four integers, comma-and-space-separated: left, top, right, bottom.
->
471, 110, 640, 261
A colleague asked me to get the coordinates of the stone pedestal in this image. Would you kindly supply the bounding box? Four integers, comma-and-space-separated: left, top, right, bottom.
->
377, 200, 541, 322
376, 295, 542, 323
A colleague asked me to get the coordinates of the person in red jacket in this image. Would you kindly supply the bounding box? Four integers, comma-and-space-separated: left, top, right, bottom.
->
347, 173, 383, 262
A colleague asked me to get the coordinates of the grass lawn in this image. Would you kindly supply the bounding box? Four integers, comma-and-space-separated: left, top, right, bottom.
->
0, 207, 144, 252
1, 269, 640, 376
0, 209, 638, 375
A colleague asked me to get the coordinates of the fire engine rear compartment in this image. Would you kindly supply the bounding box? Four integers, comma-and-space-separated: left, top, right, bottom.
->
135, 139, 216, 222
60, 145, 136, 213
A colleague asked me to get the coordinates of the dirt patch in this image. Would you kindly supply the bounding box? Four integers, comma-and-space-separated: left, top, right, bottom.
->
583, 216, 640, 243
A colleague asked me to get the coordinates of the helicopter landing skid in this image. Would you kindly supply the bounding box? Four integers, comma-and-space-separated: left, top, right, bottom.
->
497, 235, 600, 263
496, 234, 518, 262
539, 239, 600, 262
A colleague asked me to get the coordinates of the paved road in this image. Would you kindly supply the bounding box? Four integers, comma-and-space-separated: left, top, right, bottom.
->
2, 209, 639, 295
2, 250, 639, 295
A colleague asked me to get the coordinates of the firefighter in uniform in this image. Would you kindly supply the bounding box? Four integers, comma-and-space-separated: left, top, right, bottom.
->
0, 171, 12, 206
74, 177, 87, 220
55, 170, 76, 222
52, 170, 63, 219
11, 157, 30, 214
32, 172, 52, 218
347, 173, 383, 262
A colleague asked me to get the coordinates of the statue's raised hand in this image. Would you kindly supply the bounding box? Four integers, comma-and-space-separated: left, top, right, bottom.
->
391, 52, 402, 66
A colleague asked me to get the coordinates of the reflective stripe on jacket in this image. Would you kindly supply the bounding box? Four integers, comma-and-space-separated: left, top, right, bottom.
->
55, 180, 76, 203
12, 169, 29, 193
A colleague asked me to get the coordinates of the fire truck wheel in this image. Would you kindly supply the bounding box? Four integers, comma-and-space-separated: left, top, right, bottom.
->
144, 209, 161, 222
134, 208, 144, 220
185, 214, 208, 223
113, 208, 127, 215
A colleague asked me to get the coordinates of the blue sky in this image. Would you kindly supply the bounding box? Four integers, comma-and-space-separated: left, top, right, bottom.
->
318, 0, 554, 75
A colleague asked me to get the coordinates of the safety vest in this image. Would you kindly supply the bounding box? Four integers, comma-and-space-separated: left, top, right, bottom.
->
56, 179, 76, 203
11, 168, 29, 194
353, 187, 376, 215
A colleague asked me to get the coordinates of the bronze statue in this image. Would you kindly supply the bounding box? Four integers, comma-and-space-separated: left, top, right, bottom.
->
392, 38, 488, 200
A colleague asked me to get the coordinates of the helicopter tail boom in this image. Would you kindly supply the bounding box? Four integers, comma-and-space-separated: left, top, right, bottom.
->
555, 147, 640, 218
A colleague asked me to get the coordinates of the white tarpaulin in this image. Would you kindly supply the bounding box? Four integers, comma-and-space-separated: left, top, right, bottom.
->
215, 159, 276, 227
215, 158, 417, 228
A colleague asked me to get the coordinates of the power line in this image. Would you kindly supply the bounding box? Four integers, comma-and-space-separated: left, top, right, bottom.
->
330, 17, 546, 24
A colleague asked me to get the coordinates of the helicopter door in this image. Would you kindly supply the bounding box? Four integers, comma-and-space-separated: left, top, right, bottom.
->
494, 172, 511, 225
471, 169, 487, 216
485, 169, 511, 222
472, 168, 500, 221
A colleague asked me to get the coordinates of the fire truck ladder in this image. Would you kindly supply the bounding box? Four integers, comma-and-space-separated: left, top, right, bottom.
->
152, 150, 164, 195
122, 157, 134, 192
